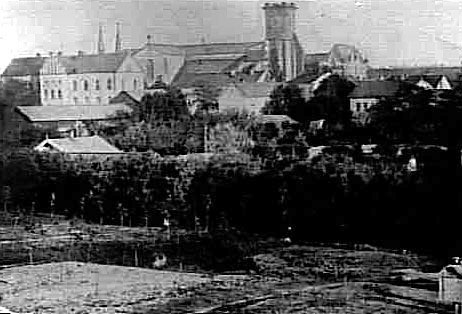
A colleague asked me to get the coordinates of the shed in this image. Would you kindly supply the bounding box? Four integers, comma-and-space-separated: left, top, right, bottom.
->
439, 264, 462, 303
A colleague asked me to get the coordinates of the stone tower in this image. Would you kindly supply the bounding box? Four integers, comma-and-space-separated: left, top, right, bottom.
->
263, 2, 299, 82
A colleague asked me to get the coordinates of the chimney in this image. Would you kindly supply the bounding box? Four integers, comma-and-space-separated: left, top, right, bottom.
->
115, 22, 122, 52
77, 50, 84, 57
98, 24, 105, 54
147, 34, 153, 45
57, 51, 62, 57
36, 53, 41, 57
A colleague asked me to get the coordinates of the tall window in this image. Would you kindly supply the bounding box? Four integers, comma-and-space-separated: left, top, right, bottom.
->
84, 80, 89, 91
58, 90, 62, 99
74, 97, 78, 105
44, 90, 48, 99
84, 96, 90, 104
73, 80, 77, 91
95, 79, 100, 90
96, 96, 101, 105
107, 78, 112, 90
51, 90, 55, 99
121, 79, 125, 90
133, 78, 137, 90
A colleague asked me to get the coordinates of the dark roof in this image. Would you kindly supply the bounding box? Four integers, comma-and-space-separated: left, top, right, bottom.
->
60, 52, 130, 74
349, 80, 402, 98
2, 57, 45, 77
289, 72, 323, 84
16, 104, 132, 122
109, 91, 141, 105
368, 66, 462, 81
34, 135, 123, 154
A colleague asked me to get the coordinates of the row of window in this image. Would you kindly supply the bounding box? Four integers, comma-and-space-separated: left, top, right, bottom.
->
72, 96, 111, 105
43, 89, 62, 100
71, 78, 141, 91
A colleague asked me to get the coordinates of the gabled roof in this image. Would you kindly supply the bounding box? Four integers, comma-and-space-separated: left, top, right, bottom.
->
16, 104, 132, 122
34, 135, 122, 154
233, 82, 278, 98
109, 91, 142, 104
59, 52, 131, 74
349, 80, 402, 98
2, 57, 45, 77
441, 265, 462, 279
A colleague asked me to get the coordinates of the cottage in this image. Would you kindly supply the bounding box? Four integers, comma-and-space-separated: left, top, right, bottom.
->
439, 263, 462, 304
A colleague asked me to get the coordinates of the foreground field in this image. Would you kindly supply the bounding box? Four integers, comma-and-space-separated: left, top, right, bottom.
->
0, 262, 211, 313
147, 244, 446, 314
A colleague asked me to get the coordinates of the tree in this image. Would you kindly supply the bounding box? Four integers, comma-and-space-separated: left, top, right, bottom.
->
261, 84, 305, 118
193, 81, 221, 115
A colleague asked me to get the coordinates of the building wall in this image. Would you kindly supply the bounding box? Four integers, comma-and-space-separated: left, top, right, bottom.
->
350, 97, 378, 125
439, 273, 462, 303
218, 87, 267, 115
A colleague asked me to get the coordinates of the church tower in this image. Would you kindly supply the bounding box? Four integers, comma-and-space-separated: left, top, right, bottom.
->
98, 24, 105, 54
263, 2, 299, 82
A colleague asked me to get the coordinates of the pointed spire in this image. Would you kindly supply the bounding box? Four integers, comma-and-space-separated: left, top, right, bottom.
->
115, 22, 121, 52
98, 24, 105, 54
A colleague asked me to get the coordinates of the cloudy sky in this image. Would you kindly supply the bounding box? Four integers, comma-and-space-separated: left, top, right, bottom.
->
1, 0, 462, 72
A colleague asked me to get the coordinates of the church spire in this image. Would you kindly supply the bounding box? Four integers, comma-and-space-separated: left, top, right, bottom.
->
115, 22, 121, 52
98, 24, 105, 54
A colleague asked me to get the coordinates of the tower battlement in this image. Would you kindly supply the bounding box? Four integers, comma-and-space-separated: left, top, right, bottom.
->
263, 2, 298, 10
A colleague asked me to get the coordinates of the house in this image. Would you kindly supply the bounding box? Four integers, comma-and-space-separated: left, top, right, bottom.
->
34, 135, 123, 155
439, 263, 462, 303
15, 104, 132, 135
218, 82, 279, 114
348, 80, 402, 124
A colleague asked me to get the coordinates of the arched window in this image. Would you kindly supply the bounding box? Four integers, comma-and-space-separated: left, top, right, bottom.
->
107, 78, 112, 90
74, 97, 78, 105
96, 96, 101, 105
58, 90, 62, 99
51, 90, 55, 99
73, 80, 77, 91
95, 79, 100, 90
133, 78, 137, 90
84, 96, 90, 104
84, 80, 89, 91
44, 90, 48, 99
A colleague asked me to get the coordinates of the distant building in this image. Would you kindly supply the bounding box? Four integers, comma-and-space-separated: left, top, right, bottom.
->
218, 82, 279, 114
40, 50, 145, 106
305, 44, 369, 80
34, 135, 123, 155
348, 80, 402, 124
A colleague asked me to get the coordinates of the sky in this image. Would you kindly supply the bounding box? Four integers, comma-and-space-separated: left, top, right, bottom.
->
1, 0, 462, 72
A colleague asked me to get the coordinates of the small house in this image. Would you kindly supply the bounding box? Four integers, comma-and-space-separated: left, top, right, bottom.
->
439, 263, 462, 303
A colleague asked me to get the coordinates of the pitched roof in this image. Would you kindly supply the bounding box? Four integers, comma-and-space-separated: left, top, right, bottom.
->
234, 82, 278, 98
255, 115, 298, 124
305, 52, 330, 65
2, 57, 45, 77
441, 265, 462, 279
180, 41, 264, 56
349, 80, 402, 98
16, 104, 132, 122
34, 135, 122, 154
60, 52, 130, 74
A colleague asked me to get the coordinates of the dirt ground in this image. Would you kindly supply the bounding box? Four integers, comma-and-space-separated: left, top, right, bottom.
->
0, 262, 212, 313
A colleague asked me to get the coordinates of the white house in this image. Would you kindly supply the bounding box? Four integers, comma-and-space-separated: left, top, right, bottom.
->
34, 135, 123, 155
